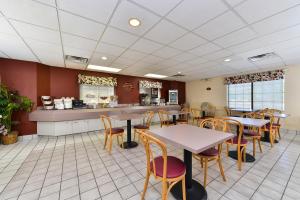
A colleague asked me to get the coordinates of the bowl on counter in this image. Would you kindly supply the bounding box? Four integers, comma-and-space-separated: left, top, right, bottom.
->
43, 100, 52, 105
44, 105, 54, 110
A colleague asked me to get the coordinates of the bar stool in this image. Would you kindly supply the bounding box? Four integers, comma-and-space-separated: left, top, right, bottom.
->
133, 111, 154, 142
158, 110, 174, 127
193, 118, 227, 187
100, 115, 124, 154
224, 118, 247, 171
138, 130, 186, 200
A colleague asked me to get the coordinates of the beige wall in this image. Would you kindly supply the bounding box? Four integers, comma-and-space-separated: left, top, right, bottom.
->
186, 65, 300, 130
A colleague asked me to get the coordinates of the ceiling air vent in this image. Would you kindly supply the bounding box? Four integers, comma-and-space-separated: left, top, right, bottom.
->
248, 52, 278, 62
65, 55, 89, 64
171, 73, 185, 77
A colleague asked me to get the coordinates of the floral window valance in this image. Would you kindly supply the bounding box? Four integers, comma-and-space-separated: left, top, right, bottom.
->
139, 80, 162, 89
78, 74, 117, 86
224, 69, 284, 85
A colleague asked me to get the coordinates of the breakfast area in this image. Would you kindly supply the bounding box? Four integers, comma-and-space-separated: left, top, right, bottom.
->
1, 1, 300, 200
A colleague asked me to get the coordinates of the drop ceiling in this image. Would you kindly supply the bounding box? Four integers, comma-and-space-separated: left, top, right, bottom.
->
0, 0, 300, 81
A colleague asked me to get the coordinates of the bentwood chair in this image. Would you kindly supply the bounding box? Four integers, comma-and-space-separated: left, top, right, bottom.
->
133, 111, 154, 142
266, 109, 282, 139
193, 118, 227, 187
138, 130, 186, 200
100, 115, 124, 154
242, 112, 263, 157
158, 110, 174, 127
176, 107, 189, 124
263, 112, 277, 147
224, 118, 247, 171
190, 108, 201, 125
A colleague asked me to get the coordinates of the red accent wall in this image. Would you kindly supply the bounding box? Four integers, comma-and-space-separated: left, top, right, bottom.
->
0, 58, 186, 135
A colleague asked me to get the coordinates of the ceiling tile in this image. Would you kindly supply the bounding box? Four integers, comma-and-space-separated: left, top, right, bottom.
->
159, 59, 181, 67
189, 42, 221, 56
129, 0, 181, 16
65, 62, 86, 69
0, 17, 17, 36
187, 57, 208, 66
261, 24, 300, 45
59, 11, 105, 40
57, 0, 118, 24
152, 46, 181, 58
172, 52, 197, 62
251, 5, 300, 35
202, 49, 233, 60
35, 0, 56, 7
235, 0, 299, 24
109, 1, 160, 36
112, 57, 137, 66
89, 52, 115, 66
0, 51, 8, 58
63, 47, 93, 58
194, 11, 245, 40
144, 19, 186, 44
62, 33, 97, 51
169, 33, 207, 51
228, 38, 270, 54
130, 38, 163, 54
213, 27, 257, 48
101, 27, 139, 48
223, 59, 256, 70
270, 37, 300, 52
1, 0, 58, 29
140, 55, 164, 64
95, 42, 126, 57
224, 0, 244, 7
11, 20, 60, 44
119, 49, 147, 61
0, 33, 37, 62
166, 0, 228, 30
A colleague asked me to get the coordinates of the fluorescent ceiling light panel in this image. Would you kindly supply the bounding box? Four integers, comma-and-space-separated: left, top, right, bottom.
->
144, 73, 167, 78
87, 65, 121, 72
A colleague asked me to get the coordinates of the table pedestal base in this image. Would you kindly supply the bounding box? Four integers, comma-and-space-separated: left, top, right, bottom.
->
261, 133, 279, 143
171, 179, 207, 200
121, 141, 138, 149
228, 151, 255, 162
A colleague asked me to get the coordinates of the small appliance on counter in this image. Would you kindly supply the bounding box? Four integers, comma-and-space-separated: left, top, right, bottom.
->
72, 100, 87, 109
54, 99, 64, 110
140, 93, 150, 106
41, 96, 54, 110
168, 90, 178, 105
62, 97, 74, 109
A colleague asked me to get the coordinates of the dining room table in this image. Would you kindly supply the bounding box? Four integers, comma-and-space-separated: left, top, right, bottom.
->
149, 124, 234, 200
167, 110, 190, 124
227, 116, 269, 162
110, 113, 143, 149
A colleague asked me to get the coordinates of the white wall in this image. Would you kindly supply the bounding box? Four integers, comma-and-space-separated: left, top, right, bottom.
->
186, 65, 300, 130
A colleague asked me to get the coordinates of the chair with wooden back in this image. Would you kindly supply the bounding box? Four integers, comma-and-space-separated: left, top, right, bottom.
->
138, 130, 186, 200
263, 112, 277, 147
266, 109, 282, 139
193, 118, 227, 187
224, 106, 231, 116
176, 107, 190, 124
190, 108, 201, 125
100, 115, 125, 154
224, 118, 247, 171
158, 110, 173, 127
133, 111, 154, 142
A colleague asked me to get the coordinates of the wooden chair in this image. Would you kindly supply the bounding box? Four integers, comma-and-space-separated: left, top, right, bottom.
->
266, 109, 282, 139
224, 118, 247, 171
138, 130, 186, 200
190, 108, 201, 125
133, 111, 154, 142
158, 110, 174, 127
176, 107, 189, 124
193, 118, 227, 187
224, 106, 231, 116
263, 112, 277, 147
100, 115, 124, 154
242, 112, 263, 157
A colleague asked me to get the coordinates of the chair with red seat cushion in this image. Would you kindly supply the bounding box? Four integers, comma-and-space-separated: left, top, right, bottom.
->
193, 118, 227, 187
138, 130, 186, 200
101, 115, 124, 154
224, 118, 247, 171
133, 111, 154, 143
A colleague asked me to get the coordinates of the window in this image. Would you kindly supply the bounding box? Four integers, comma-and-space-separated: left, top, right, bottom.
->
253, 79, 284, 110
227, 79, 285, 111
80, 85, 115, 104
227, 83, 252, 110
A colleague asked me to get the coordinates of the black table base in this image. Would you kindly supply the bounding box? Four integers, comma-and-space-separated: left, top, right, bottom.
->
171, 150, 207, 200
171, 180, 207, 200
121, 119, 138, 149
261, 131, 279, 143
228, 151, 255, 162
173, 115, 177, 124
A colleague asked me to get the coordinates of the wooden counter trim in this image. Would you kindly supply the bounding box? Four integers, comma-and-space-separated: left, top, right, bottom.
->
29, 105, 180, 122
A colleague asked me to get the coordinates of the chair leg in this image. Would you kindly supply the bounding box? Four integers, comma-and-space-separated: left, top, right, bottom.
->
237, 147, 242, 171
162, 181, 168, 200
182, 176, 186, 200
200, 158, 203, 168
117, 136, 120, 146
203, 158, 208, 187
277, 128, 281, 139
217, 157, 226, 182
120, 134, 124, 148
133, 129, 136, 141
252, 138, 256, 157
243, 147, 246, 162
103, 133, 108, 150
108, 135, 113, 154
226, 144, 229, 157
258, 139, 263, 153
141, 172, 150, 200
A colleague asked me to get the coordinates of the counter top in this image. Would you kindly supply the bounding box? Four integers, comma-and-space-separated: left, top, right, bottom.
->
29, 105, 180, 122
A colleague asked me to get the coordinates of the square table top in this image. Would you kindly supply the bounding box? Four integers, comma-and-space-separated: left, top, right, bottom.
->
149, 124, 234, 154
273, 113, 289, 118
228, 117, 269, 127
168, 110, 190, 115
110, 113, 143, 121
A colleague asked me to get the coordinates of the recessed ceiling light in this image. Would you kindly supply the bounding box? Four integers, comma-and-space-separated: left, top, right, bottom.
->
101, 56, 107, 60
224, 58, 231, 62
129, 18, 141, 27
87, 65, 121, 72
178, 71, 181, 74
144, 73, 167, 79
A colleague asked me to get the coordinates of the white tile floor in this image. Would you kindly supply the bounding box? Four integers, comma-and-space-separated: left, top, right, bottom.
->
0, 125, 299, 200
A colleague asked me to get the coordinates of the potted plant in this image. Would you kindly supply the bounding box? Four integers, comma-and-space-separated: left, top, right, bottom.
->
0, 84, 33, 145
